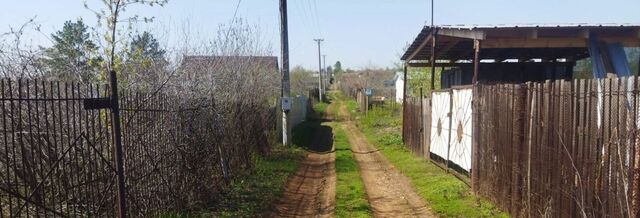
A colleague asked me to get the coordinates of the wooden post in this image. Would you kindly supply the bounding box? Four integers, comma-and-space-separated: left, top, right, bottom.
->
403, 64, 408, 143
471, 84, 481, 194
110, 70, 127, 218
472, 39, 481, 84
430, 31, 437, 91
446, 89, 453, 173
420, 87, 424, 156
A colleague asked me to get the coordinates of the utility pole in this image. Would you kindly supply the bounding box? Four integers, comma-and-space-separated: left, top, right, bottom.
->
280, 0, 291, 145
314, 38, 324, 102
322, 54, 327, 90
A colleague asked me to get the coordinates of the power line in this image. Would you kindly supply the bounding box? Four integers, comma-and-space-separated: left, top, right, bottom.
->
304, 0, 322, 38
311, 0, 323, 38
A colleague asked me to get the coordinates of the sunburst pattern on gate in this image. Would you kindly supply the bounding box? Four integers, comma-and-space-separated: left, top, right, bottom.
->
450, 89, 473, 172
429, 91, 450, 160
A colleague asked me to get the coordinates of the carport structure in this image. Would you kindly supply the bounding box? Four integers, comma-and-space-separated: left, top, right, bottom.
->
401, 24, 640, 89
399, 24, 640, 217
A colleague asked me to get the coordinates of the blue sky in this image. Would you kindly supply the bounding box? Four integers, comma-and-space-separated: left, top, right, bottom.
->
1, 0, 640, 70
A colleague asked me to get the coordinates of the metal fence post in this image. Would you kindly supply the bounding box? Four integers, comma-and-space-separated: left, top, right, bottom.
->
109, 70, 127, 218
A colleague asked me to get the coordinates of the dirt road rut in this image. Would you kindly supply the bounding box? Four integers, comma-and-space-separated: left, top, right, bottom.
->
340, 105, 434, 218
272, 125, 336, 218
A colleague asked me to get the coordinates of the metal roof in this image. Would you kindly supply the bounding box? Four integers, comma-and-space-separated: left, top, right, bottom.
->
401, 24, 640, 62
438, 23, 640, 30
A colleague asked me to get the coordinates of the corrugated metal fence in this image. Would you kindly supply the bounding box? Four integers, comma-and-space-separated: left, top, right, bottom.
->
403, 77, 640, 217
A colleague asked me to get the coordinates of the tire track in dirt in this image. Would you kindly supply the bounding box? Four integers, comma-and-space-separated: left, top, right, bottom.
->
272, 109, 336, 217
338, 103, 435, 218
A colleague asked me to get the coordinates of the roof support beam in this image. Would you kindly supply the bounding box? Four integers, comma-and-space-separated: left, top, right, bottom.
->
430, 33, 437, 90
405, 32, 433, 61
472, 39, 481, 84
437, 39, 461, 58
438, 28, 485, 40
481, 37, 640, 48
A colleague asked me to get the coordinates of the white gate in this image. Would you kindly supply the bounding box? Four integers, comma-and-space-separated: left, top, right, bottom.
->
450, 89, 473, 172
428, 88, 473, 173
429, 91, 450, 160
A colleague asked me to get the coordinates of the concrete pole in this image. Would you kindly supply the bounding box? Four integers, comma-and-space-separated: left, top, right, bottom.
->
323, 54, 327, 91
280, 0, 291, 145
314, 39, 324, 102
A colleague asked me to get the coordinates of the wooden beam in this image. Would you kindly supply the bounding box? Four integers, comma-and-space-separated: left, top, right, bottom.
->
430, 33, 437, 90
580, 28, 590, 38
439, 28, 486, 40
437, 39, 461, 57
482, 38, 586, 48
529, 29, 538, 39
481, 37, 640, 49
406, 33, 434, 61
472, 40, 481, 84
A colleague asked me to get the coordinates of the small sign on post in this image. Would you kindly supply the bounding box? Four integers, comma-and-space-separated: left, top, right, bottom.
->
281, 97, 292, 112
364, 88, 373, 96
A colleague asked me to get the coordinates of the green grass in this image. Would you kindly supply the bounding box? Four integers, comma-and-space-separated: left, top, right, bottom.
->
332, 123, 371, 217
163, 125, 311, 217
211, 144, 304, 217
311, 101, 329, 119
347, 99, 508, 218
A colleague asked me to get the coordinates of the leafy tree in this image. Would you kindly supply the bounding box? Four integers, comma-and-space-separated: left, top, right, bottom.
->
333, 61, 342, 73
125, 31, 167, 90
408, 67, 441, 96
42, 19, 102, 82
290, 65, 316, 95
129, 31, 165, 60
84, 0, 168, 82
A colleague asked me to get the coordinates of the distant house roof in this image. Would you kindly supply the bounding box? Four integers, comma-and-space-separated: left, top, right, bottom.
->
402, 24, 640, 63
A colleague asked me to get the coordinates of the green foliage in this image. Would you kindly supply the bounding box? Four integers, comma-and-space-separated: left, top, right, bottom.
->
42, 19, 102, 82
313, 102, 328, 118
161, 145, 303, 218
290, 65, 316, 96
408, 67, 442, 96
84, 0, 168, 79
124, 31, 167, 90
129, 31, 166, 60
334, 61, 343, 74
333, 124, 371, 218
349, 98, 508, 218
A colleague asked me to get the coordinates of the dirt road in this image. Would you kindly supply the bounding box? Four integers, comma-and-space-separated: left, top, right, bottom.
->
273, 98, 433, 217
339, 104, 434, 218
272, 121, 336, 217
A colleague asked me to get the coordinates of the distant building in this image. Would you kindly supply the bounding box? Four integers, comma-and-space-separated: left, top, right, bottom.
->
393, 72, 405, 103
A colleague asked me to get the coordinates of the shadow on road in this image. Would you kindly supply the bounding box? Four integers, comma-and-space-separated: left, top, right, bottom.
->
293, 121, 334, 153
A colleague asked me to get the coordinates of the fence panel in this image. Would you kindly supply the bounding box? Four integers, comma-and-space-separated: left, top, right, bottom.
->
429, 91, 451, 161
475, 78, 639, 217
0, 77, 277, 217
450, 88, 473, 172
402, 96, 422, 154
0, 79, 116, 217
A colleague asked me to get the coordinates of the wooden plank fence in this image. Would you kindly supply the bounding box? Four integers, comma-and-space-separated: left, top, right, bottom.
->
403, 77, 640, 217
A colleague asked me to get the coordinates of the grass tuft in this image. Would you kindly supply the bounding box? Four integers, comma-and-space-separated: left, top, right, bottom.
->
333, 124, 371, 217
